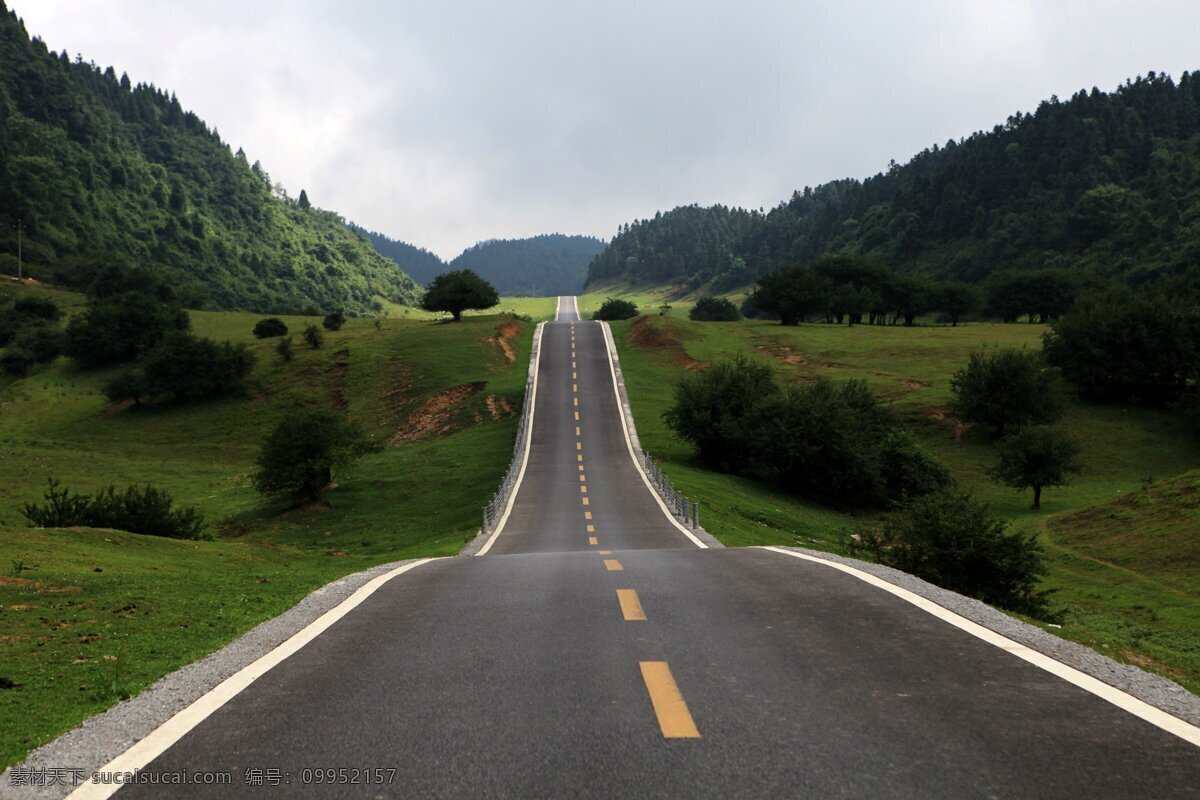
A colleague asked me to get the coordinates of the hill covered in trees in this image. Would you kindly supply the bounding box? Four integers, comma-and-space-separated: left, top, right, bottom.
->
448, 234, 605, 296
587, 71, 1200, 291
353, 227, 447, 286
0, 3, 420, 315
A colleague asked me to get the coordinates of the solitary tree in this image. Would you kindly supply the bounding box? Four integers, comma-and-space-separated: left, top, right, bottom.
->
749, 264, 828, 326
298, 189, 311, 211
253, 409, 373, 502
303, 324, 324, 349
322, 311, 346, 331
421, 270, 499, 321
950, 349, 1067, 438
990, 426, 1083, 510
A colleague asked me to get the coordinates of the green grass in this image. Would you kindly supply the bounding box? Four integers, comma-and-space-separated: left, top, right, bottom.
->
609, 312, 1200, 689
377, 295, 559, 322
0, 281, 531, 766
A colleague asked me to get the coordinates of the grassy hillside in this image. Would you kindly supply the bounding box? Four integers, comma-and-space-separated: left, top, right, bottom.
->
0, 281, 531, 766
609, 312, 1200, 689
0, 4, 420, 314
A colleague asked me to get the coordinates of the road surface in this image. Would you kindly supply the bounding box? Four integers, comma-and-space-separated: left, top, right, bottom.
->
100, 296, 1199, 798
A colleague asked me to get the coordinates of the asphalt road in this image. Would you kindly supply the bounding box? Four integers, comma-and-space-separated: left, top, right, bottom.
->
111, 295, 1200, 798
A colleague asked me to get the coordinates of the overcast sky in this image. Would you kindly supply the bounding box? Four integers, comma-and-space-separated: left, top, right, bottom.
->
12, 1, 1200, 259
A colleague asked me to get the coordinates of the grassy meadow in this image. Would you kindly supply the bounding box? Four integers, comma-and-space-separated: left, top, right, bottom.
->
0, 281, 533, 766
608, 313, 1200, 691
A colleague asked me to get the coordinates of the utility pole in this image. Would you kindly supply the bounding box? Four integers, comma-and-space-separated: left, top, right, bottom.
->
14, 218, 21, 281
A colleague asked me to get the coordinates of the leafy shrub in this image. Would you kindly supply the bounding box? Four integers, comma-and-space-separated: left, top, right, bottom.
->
140, 332, 255, 401
322, 311, 346, 331
65, 291, 190, 368
0, 348, 34, 377
253, 318, 289, 338
12, 297, 62, 322
990, 426, 1083, 510
593, 298, 638, 321
22, 479, 206, 539
850, 487, 1050, 617
11, 325, 65, 363
950, 349, 1066, 438
662, 355, 776, 470
666, 360, 949, 508
303, 324, 324, 348
689, 296, 741, 322
103, 371, 148, 406
254, 409, 375, 501
1043, 286, 1199, 403
276, 334, 295, 362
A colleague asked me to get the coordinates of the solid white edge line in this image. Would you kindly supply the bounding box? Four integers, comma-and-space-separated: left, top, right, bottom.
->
572, 295, 581, 321
474, 320, 546, 555
66, 557, 444, 799
600, 320, 707, 549
759, 546, 1200, 748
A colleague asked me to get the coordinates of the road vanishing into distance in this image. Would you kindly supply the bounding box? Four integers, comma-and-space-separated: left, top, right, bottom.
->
86, 297, 1198, 798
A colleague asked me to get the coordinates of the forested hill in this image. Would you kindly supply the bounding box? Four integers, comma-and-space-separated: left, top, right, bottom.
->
353, 227, 447, 286
0, 3, 421, 314
586, 71, 1200, 291
448, 234, 605, 296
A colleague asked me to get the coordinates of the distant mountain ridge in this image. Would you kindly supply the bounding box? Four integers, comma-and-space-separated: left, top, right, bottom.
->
586, 71, 1200, 290
361, 230, 605, 296
0, 2, 421, 314
448, 234, 604, 296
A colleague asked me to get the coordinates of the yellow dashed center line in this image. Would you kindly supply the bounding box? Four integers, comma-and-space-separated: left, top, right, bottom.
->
582, 497, 590, 506
584, 511, 592, 520
586, 524, 595, 532
580, 485, 587, 494
579, 474, 586, 482
576, 427, 581, 436
588, 536, 599, 546
577, 454, 583, 462
640, 662, 700, 738
599, 550, 613, 555
574, 397, 579, 407
573, 383, 577, 393
575, 411, 580, 420
617, 590, 647, 621
578, 465, 584, 472
604, 559, 623, 571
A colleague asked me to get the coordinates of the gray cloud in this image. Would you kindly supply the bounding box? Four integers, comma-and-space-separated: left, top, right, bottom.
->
13, 0, 1200, 259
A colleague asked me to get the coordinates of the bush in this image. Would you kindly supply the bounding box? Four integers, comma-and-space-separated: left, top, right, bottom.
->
689, 296, 741, 322
10, 325, 65, 363
738, 379, 950, 507
303, 324, 324, 348
421, 270, 499, 321
0, 348, 34, 377
253, 409, 375, 501
12, 297, 62, 322
850, 487, 1050, 617
140, 332, 255, 402
990, 426, 1083, 510
1043, 286, 1198, 404
103, 371, 148, 406
950, 349, 1067, 438
593, 298, 638, 321
322, 311, 346, 331
22, 479, 206, 540
662, 355, 776, 470
665, 360, 950, 508
253, 318, 289, 338
65, 291, 191, 368
276, 335, 295, 362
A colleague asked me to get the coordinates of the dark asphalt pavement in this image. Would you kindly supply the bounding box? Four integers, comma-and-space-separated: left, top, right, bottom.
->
117, 295, 1200, 798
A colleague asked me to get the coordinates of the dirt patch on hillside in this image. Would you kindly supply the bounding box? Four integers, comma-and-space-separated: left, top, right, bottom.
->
629, 317, 702, 369
491, 322, 520, 363
390, 382, 487, 444
485, 395, 515, 420
329, 349, 350, 409
900, 379, 930, 389
0, 576, 37, 588
926, 406, 973, 441
755, 341, 839, 369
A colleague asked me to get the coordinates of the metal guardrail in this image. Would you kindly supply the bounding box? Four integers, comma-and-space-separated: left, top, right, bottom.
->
643, 452, 700, 529
481, 324, 542, 535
